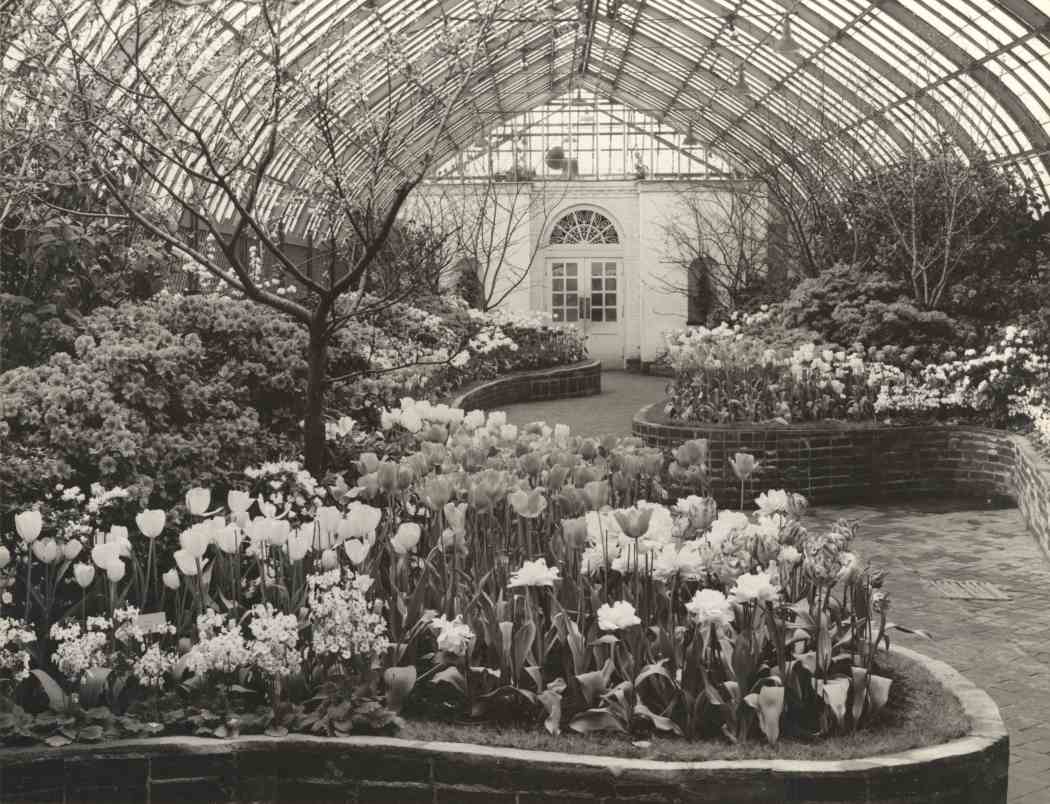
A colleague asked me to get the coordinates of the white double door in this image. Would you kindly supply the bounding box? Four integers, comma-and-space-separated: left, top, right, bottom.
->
548, 258, 623, 367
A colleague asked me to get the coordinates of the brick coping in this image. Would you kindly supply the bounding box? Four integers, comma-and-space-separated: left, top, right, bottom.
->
449, 358, 602, 410
0, 646, 1004, 774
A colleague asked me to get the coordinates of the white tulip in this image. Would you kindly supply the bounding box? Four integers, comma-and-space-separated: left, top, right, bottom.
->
162, 568, 180, 590
173, 549, 198, 576
62, 539, 83, 561
227, 490, 252, 514
185, 487, 211, 516
344, 539, 368, 565
15, 510, 43, 543
135, 509, 166, 539
106, 561, 126, 583
0, 546, 10, 569
74, 563, 96, 589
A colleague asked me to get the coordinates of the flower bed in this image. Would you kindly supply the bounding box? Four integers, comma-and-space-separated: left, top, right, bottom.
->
449, 358, 602, 410
0, 646, 1007, 804
0, 399, 956, 756
632, 407, 1050, 557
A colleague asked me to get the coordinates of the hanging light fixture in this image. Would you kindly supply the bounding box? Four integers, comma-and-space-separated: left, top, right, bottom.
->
683, 125, 701, 147
775, 14, 801, 53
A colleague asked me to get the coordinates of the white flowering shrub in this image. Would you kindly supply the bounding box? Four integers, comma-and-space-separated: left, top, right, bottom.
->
307, 570, 389, 663
0, 618, 35, 684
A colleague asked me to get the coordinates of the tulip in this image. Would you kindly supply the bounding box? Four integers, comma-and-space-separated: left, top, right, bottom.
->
344, 540, 368, 565
321, 548, 339, 570
674, 439, 709, 468
561, 516, 589, 550
135, 509, 166, 539
162, 568, 180, 590
106, 561, 127, 583
423, 476, 454, 511
0, 546, 9, 569
582, 480, 609, 511
15, 510, 42, 543
108, 525, 131, 556
729, 452, 759, 482
91, 542, 122, 570
613, 507, 652, 540
266, 518, 290, 547
215, 525, 239, 555
173, 549, 198, 576
185, 487, 211, 516
508, 488, 547, 519
32, 538, 60, 564
179, 525, 210, 559
74, 563, 96, 589
227, 490, 252, 514
316, 506, 341, 540
377, 461, 399, 492
62, 539, 83, 561
391, 522, 421, 555
287, 529, 311, 562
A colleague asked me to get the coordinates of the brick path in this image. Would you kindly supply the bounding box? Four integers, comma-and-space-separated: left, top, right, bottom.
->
503, 371, 1050, 803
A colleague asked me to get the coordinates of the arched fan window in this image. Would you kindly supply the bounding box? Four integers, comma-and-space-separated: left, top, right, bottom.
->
549, 209, 619, 245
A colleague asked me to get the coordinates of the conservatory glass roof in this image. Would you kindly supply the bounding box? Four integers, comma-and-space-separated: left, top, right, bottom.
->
7, 0, 1050, 234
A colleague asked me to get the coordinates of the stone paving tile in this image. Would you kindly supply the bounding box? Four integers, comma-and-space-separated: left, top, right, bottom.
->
505, 377, 1050, 802
809, 502, 1050, 804
501, 371, 668, 438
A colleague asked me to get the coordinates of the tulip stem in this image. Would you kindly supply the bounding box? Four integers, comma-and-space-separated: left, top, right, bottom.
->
24, 556, 31, 624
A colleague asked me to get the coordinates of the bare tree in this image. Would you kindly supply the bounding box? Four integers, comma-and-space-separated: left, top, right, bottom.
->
7, 0, 507, 473
655, 180, 770, 322
431, 173, 572, 311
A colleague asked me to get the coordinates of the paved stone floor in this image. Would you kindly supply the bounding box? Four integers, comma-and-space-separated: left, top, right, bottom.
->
502, 371, 669, 438
503, 372, 1050, 803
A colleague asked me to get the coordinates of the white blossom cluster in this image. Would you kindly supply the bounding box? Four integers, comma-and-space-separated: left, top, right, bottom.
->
306, 569, 390, 662
0, 617, 36, 682
245, 604, 302, 680
85, 482, 131, 514
50, 617, 113, 681
184, 610, 250, 676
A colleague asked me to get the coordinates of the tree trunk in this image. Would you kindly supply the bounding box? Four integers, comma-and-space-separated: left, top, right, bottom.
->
303, 326, 328, 477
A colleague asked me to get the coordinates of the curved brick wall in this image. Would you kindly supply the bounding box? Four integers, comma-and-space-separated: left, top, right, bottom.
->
0, 647, 1006, 804
633, 405, 1050, 556
450, 359, 601, 411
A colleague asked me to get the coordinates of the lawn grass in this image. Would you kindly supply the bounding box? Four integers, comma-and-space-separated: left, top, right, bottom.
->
399, 651, 969, 762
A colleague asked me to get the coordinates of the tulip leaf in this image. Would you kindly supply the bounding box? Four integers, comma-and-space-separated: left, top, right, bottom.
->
633, 702, 683, 736
568, 708, 627, 734
539, 689, 562, 736
745, 685, 784, 745
79, 668, 111, 709
818, 678, 850, 729
512, 620, 537, 679
635, 660, 674, 691
383, 666, 417, 713
573, 669, 608, 708
868, 674, 892, 717
433, 666, 467, 696
31, 670, 68, 712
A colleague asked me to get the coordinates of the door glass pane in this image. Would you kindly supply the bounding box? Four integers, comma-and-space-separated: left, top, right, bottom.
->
552, 264, 563, 277
606, 293, 616, 306
606, 278, 616, 290
552, 278, 563, 291
553, 293, 564, 306
591, 293, 603, 306
566, 278, 577, 291
592, 308, 604, 322
566, 309, 578, 322
606, 309, 617, 322
592, 277, 602, 290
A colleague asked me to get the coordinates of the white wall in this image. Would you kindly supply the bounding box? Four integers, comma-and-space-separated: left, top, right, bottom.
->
410, 178, 767, 365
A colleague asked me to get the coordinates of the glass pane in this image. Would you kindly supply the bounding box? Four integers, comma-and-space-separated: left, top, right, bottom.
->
592, 309, 604, 322
606, 293, 617, 306
566, 263, 578, 275
606, 278, 616, 290
552, 293, 564, 306
592, 293, 603, 306
566, 293, 577, 306
607, 309, 617, 322
552, 264, 563, 277
592, 277, 602, 290
566, 309, 578, 322
606, 262, 617, 272
566, 278, 577, 291
553, 309, 563, 321
552, 278, 563, 291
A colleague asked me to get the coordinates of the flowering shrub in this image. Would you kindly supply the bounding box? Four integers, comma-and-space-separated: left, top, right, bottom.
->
0, 293, 586, 517
1, 400, 919, 751
874, 326, 1050, 429
663, 321, 880, 423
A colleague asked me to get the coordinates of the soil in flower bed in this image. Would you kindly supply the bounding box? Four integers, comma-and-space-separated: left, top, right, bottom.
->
399, 652, 969, 762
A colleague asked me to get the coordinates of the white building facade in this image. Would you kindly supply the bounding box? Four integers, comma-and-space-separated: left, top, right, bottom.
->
416, 178, 768, 368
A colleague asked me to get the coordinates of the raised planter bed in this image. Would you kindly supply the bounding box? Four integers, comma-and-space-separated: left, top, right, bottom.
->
0, 647, 1007, 804
449, 359, 601, 411
633, 404, 1050, 556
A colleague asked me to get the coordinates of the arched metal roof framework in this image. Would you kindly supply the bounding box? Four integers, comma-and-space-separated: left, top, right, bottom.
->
8, 0, 1050, 237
